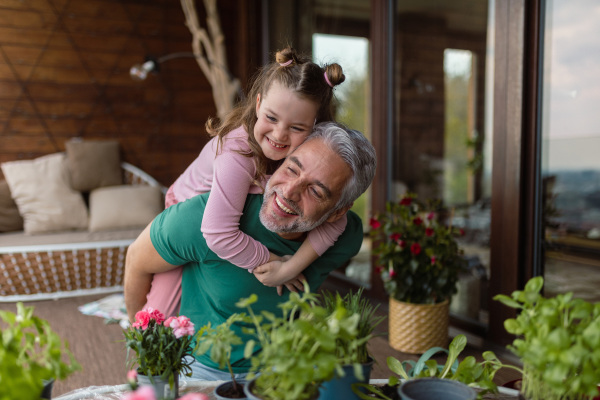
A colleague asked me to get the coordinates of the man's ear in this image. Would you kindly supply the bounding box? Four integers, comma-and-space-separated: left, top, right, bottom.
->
326, 203, 353, 223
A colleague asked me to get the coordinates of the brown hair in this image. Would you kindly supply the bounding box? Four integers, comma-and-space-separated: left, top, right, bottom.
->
205, 46, 345, 189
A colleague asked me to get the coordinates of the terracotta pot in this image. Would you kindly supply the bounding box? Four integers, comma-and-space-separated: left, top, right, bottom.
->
388, 298, 449, 354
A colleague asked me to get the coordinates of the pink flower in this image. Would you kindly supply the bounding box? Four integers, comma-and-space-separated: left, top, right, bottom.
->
427, 212, 435, 220
179, 394, 209, 400
400, 197, 412, 206
132, 310, 151, 330
165, 315, 195, 338
369, 218, 381, 229
413, 217, 423, 226
126, 370, 137, 384
425, 227, 434, 237
431, 256, 436, 265
389, 269, 397, 278
122, 386, 156, 400
146, 307, 165, 325
410, 242, 422, 256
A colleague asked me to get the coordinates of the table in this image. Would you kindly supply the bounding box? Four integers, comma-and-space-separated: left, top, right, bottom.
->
54, 379, 520, 399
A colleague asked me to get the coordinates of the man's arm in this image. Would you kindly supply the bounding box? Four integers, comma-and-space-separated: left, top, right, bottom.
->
124, 221, 179, 322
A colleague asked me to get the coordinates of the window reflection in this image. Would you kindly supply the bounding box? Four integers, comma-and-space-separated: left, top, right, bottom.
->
542, 0, 600, 302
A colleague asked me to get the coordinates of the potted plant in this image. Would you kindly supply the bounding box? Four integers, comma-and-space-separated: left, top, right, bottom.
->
318, 288, 386, 400
194, 314, 249, 399
352, 334, 509, 400
123, 308, 196, 400
0, 302, 81, 400
494, 276, 600, 400
123, 370, 209, 400
237, 285, 361, 400
369, 193, 467, 353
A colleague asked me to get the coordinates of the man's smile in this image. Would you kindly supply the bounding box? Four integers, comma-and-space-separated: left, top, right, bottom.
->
275, 196, 298, 215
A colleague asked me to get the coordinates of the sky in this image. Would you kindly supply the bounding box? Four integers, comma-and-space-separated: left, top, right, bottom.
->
543, 0, 600, 170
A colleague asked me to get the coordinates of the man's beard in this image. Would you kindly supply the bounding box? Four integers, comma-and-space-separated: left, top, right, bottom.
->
259, 186, 332, 234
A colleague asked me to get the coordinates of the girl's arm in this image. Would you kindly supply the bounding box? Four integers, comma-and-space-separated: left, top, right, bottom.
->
200, 138, 272, 270
253, 214, 348, 287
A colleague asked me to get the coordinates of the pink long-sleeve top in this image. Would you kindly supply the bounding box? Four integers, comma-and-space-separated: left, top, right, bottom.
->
168, 126, 347, 270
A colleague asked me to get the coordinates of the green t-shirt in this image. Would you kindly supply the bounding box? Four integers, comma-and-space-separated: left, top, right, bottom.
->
150, 192, 364, 372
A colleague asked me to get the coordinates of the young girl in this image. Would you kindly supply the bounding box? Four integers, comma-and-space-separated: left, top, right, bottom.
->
145, 47, 346, 317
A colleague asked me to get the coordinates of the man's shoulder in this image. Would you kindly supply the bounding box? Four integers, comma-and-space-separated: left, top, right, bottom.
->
332, 210, 364, 255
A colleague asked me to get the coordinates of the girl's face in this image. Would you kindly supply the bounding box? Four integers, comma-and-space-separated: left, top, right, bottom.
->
254, 81, 319, 161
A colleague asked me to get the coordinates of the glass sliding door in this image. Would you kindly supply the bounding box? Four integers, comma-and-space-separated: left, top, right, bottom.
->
392, 0, 494, 328
540, 0, 600, 302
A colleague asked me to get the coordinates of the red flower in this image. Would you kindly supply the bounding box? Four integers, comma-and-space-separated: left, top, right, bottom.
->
389, 269, 397, 278
413, 217, 423, 226
431, 256, 436, 264
370, 218, 381, 229
398, 240, 406, 248
390, 232, 401, 242
375, 265, 384, 274
410, 242, 421, 256
427, 212, 435, 220
459, 228, 466, 236
400, 197, 412, 206
425, 227, 434, 237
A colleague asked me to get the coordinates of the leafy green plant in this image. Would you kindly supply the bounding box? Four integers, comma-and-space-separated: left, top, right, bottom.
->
494, 276, 600, 400
352, 334, 511, 400
194, 313, 248, 397
369, 193, 467, 304
123, 308, 195, 387
237, 284, 361, 400
320, 287, 385, 364
0, 302, 81, 400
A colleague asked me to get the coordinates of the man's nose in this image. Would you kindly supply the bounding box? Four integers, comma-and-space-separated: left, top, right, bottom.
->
281, 179, 302, 203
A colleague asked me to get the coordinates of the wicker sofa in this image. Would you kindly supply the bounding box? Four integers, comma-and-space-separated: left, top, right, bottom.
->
0, 162, 166, 302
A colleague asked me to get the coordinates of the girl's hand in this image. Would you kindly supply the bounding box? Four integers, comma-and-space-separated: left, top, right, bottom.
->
278, 273, 306, 296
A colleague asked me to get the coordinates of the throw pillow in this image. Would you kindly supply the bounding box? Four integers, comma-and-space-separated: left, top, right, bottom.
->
66, 139, 122, 192
0, 180, 24, 232
88, 185, 163, 232
1, 153, 89, 234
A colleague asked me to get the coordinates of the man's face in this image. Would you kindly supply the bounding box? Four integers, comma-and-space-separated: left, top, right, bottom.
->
259, 138, 352, 239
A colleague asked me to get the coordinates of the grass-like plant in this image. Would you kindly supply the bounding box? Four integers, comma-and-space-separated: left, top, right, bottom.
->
320, 287, 386, 365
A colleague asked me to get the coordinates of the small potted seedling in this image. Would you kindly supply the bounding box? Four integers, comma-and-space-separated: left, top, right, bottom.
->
352, 334, 509, 400
0, 302, 81, 399
195, 314, 249, 399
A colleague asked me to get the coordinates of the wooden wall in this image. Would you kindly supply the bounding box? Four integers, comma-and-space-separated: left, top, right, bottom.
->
0, 0, 260, 187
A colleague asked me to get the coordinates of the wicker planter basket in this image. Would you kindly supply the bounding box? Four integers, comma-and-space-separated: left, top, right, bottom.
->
388, 298, 449, 354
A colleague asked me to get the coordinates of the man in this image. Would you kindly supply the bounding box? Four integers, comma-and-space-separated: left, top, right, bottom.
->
124, 122, 376, 379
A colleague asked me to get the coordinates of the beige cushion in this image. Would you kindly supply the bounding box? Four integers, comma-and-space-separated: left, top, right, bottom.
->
88, 185, 163, 232
1, 153, 89, 234
0, 180, 24, 233
66, 139, 122, 192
